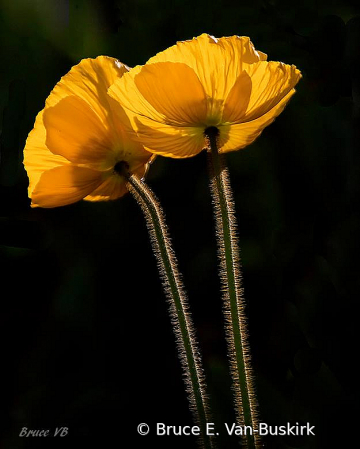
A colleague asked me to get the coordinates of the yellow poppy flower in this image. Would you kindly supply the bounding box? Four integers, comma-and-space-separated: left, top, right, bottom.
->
24, 56, 153, 208
108, 33, 301, 158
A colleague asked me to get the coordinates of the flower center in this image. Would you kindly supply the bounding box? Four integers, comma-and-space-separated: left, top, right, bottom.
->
113, 161, 130, 178
204, 126, 219, 138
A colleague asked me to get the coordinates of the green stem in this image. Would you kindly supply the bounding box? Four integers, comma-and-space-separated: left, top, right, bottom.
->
205, 127, 259, 449
127, 174, 214, 449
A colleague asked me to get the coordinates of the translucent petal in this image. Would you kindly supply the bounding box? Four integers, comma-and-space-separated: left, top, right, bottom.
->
243, 61, 301, 122
31, 165, 103, 208
134, 62, 207, 125
84, 156, 151, 202
84, 175, 127, 201
222, 71, 252, 123
218, 89, 296, 153
23, 110, 69, 198
43, 95, 114, 167
134, 116, 205, 158
45, 56, 129, 125
147, 34, 267, 111
43, 56, 151, 168
108, 65, 165, 124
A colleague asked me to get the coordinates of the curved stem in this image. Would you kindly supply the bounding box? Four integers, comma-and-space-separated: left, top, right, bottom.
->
205, 128, 259, 449
127, 174, 214, 449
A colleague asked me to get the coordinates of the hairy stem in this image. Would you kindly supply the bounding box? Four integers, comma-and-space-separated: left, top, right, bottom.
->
127, 174, 214, 449
205, 127, 259, 449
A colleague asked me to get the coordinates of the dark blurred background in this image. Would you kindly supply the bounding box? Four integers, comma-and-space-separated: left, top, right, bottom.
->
1, 0, 359, 448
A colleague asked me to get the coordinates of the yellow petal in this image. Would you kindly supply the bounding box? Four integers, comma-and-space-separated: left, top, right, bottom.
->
43, 95, 115, 167
45, 56, 145, 158
23, 110, 70, 198
84, 154, 152, 202
108, 65, 165, 124
45, 56, 129, 124
134, 62, 207, 125
109, 62, 208, 126
218, 89, 296, 153
31, 165, 103, 208
222, 71, 252, 123
134, 116, 205, 158
84, 175, 127, 201
243, 61, 301, 121
147, 34, 267, 112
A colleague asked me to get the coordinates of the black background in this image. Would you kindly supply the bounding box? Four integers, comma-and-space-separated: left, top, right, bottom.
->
1, 0, 359, 448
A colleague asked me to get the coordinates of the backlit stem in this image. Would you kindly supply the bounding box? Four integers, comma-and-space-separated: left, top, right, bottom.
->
205, 127, 259, 449
127, 174, 214, 449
